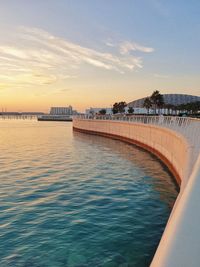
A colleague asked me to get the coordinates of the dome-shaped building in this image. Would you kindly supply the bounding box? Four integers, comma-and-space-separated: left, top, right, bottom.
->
128, 94, 200, 108
127, 94, 200, 113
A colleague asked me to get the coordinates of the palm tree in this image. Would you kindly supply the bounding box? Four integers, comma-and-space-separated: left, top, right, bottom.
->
112, 103, 119, 114
157, 95, 165, 114
150, 90, 164, 114
99, 109, 106, 115
128, 107, 134, 114
112, 101, 127, 114
143, 97, 152, 114
118, 101, 127, 113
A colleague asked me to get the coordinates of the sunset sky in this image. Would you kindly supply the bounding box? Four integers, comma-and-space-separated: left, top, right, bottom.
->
0, 1, 199, 112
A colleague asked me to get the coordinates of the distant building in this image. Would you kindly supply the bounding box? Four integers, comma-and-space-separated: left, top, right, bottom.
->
50, 106, 77, 115
128, 94, 200, 108
128, 94, 200, 114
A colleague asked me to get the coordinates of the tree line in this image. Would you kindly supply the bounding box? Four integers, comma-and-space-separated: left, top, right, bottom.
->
111, 90, 165, 115
99, 102, 133, 115
143, 91, 200, 115
98, 90, 200, 115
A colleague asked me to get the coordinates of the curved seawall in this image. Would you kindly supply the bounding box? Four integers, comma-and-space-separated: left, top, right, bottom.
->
73, 116, 200, 267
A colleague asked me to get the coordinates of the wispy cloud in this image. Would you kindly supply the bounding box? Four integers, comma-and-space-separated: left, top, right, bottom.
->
0, 26, 154, 88
119, 41, 154, 55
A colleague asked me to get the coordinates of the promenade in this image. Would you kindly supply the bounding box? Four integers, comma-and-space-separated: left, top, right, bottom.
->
73, 115, 200, 267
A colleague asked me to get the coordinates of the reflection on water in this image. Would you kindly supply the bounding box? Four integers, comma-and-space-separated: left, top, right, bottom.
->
74, 132, 179, 209
0, 120, 178, 267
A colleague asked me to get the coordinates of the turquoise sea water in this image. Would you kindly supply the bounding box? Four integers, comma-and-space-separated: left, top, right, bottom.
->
0, 120, 178, 267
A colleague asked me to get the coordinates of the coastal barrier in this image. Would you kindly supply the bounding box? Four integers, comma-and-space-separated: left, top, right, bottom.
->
73, 115, 200, 267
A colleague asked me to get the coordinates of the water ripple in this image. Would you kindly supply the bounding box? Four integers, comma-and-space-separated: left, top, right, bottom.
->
0, 120, 178, 267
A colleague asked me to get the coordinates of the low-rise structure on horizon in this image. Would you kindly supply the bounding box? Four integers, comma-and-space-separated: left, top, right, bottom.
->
50, 106, 78, 115
37, 105, 78, 122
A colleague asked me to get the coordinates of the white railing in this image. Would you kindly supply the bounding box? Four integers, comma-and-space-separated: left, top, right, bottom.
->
74, 115, 200, 140
75, 115, 200, 166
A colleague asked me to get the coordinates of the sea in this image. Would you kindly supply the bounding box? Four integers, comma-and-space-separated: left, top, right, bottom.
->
0, 119, 178, 267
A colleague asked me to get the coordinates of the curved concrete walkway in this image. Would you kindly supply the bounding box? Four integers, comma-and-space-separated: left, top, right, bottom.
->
73, 116, 200, 267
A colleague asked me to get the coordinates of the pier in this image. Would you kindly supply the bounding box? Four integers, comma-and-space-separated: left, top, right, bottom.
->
0, 115, 38, 120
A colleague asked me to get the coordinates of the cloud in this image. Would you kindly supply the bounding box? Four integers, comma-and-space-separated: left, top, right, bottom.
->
0, 26, 154, 88
104, 40, 115, 47
119, 41, 154, 55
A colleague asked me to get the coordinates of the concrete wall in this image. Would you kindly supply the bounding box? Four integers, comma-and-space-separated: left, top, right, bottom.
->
151, 153, 200, 267
73, 119, 191, 185
73, 118, 200, 267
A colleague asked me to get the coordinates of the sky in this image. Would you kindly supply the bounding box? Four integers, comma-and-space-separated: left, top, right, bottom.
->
0, 0, 199, 112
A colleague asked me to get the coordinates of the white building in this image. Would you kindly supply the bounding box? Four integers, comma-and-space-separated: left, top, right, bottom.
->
50, 106, 73, 115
